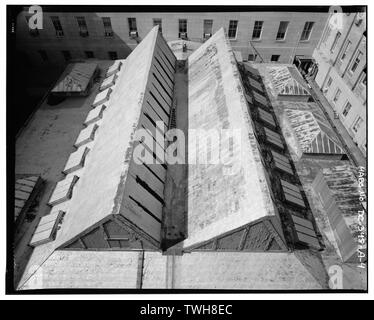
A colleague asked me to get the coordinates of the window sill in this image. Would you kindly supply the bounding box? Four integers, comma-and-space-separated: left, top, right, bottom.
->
251, 38, 262, 42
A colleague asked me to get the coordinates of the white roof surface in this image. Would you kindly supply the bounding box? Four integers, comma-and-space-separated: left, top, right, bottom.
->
52, 27, 159, 250
185, 28, 278, 248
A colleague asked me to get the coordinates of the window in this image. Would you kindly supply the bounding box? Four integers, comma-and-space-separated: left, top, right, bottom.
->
252, 21, 263, 40
259, 109, 276, 127
342, 102, 352, 117
352, 117, 363, 133
330, 31, 341, 52
326, 77, 333, 88
271, 55, 280, 62
359, 70, 367, 86
271, 150, 293, 174
108, 51, 118, 60
61, 50, 71, 62
276, 21, 289, 40
76, 16, 88, 31
340, 40, 351, 60
85, 51, 94, 59
38, 50, 48, 62
264, 127, 284, 149
300, 21, 314, 41
203, 19, 213, 36
228, 20, 238, 39
179, 18, 187, 34
333, 88, 341, 103
280, 179, 306, 208
153, 18, 162, 33
102, 17, 113, 36
128, 17, 137, 32
350, 50, 363, 73
248, 54, 257, 62
76, 16, 88, 36
51, 16, 64, 36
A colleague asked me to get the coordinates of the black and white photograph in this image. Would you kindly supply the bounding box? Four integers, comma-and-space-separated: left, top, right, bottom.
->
3, 1, 370, 301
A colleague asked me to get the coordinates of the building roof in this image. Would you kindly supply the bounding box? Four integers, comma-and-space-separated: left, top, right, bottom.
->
52, 27, 160, 250
267, 66, 310, 97
51, 63, 97, 93
317, 164, 366, 217
285, 108, 345, 155
184, 28, 282, 249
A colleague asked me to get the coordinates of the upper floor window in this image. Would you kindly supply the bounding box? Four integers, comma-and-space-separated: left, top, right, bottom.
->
340, 40, 351, 60
153, 18, 162, 33
276, 21, 289, 40
228, 20, 238, 39
330, 31, 341, 52
51, 16, 64, 36
252, 21, 263, 40
326, 77, 333, 88
300, 21, 314, 41
102, 17, 113, 36
350, 50, 363, 73
359, 69, 367, 87
76, 16, 89, 36
128, 17, 137, 33
179, 19, 187, 38
203, 19, 213, 36
333, 88, 341, 103
342, 101, 352, 117
352, 116, 363, 133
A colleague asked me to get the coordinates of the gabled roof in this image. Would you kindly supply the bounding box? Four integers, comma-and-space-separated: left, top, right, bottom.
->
52, 26, 165, 250
268, 66, 310, 97
184, 28, 285, 249
285, 108, 345, 155
280, 77, 310, 96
